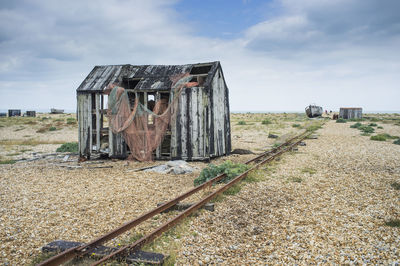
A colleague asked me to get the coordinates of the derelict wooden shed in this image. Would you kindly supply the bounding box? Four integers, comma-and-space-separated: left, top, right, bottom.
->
76, 61, 231, 161
339, 107, 363, 119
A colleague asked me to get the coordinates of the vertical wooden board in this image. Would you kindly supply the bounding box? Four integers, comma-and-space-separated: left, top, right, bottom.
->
77, 94, 84, 156
211, 69, 224, 156
219, 70, 229, 154
87, 94, 92, 157
202, 89, 209, 158
115, 133, 126, 158
208, 86, 214, 156
194, 88, 205, 158
170, 98, 177, 158
190, 88, 199, 158
212, 71, 219, 156
95, 93, 101, 152
109, 127, 114, 157
78, 94, 91, 158
155, 92, 161, 159
197, 88, 204, 157
180, 89, 188, 158
224, 82, 231, 154
79, 95, 84, 156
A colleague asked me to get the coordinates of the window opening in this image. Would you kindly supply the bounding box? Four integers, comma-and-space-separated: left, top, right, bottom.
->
190, 64, 212, 75
122, 78, 142, 90
127, 92, 136, 109
147, 93, 155, 111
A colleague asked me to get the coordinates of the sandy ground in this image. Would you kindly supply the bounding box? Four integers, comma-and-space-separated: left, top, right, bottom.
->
0, 113, 399, 264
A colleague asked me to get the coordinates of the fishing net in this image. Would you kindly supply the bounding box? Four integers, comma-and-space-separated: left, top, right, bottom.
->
107, 73, 198, 161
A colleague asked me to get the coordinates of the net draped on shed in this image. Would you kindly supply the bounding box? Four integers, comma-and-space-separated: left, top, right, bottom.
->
107, 73, 198, 161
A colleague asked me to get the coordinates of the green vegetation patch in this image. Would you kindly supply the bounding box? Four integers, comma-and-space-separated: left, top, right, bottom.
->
385, 219, 400, 228
223, 184, 242, 195
358, 125, 374, 134
29, 251, 57, 265
193, 161, 250, 186
237, 120, 246, 125
0, 159, 16, 165
56, 142, 79, 153
306, 122, 323, 132
391, 182, 400, 190
6, 152, 21, 156
370, 135, 386, 141
394, 139, 400, 145
289, 177, 303, 183
292, 124, 301, 128
67, 118, 77, 124
348, 118, 365, 122
301, 167, 316, 175
336, 118, 347, 123
368, 123, 378, 127
49, 126, 57, 131
261, 119, 272, 125
370, 133, 399, 141
350, 122, 362, 128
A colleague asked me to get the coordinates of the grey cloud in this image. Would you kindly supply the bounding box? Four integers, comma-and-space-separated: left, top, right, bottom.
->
0, 0, 399, 112
245, 0, 400, 54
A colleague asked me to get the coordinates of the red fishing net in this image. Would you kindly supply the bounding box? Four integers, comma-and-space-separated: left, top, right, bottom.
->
107, 73, 198, 161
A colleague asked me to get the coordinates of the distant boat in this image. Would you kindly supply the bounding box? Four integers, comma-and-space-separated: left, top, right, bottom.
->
305, 104, 323, 118
50, 108, 64, 114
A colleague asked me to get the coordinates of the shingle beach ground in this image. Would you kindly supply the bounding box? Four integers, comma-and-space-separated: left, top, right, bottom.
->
176, 120, 400, 264
0, 114, 399, 265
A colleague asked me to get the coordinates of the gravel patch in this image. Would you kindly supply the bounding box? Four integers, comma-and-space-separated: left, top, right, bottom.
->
177, 120, 400, 264
0, 158, 205, 265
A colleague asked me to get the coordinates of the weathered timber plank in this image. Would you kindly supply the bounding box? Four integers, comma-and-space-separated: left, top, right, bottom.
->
95, 93, 101, 152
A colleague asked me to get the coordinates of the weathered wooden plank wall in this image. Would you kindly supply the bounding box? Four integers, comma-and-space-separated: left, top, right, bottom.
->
209, 68, 229, 157
95, 94, 101, 152
170, 87, 208, 160
77, 94, 92, 158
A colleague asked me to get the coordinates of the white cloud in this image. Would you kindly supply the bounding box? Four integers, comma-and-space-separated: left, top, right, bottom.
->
0, 0, 399, 112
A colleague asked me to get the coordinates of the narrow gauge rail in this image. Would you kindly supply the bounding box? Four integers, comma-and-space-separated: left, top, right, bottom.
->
38, 131, 311, 266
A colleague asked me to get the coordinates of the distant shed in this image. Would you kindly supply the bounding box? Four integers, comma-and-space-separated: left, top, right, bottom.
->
26, 111, 36, 117
339, 107, 362, 119
76, 61, 231, 161
8, 109, 21, 117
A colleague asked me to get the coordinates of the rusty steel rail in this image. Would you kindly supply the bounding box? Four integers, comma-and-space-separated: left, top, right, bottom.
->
245, 131, 308, 164
92, 132, 311, 265
38, 131, 309, 266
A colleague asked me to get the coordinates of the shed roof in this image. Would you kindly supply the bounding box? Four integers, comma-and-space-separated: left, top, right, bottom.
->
77, 62, 220, 92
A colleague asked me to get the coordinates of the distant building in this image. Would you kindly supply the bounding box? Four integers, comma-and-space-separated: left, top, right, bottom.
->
339, 107, 362, 119
26, 111, 36, 117
50, 108, 64, 114
8, 109, 21, 117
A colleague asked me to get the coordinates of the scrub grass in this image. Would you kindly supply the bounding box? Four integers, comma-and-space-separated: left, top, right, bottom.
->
0, 139, 65, 146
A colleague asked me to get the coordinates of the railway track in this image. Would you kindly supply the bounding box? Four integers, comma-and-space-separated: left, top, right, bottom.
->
38, 130, 312, 266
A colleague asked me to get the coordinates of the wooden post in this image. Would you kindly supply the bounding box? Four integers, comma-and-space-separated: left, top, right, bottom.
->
155, 92, 161, 159
96, 93, 101, 152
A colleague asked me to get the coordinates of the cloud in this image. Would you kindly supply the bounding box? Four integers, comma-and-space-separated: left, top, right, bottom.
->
244, 0, 400, 55
0, 0, 399, 112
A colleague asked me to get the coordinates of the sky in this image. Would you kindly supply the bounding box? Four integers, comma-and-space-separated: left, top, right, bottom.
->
0, 0, 399, 112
